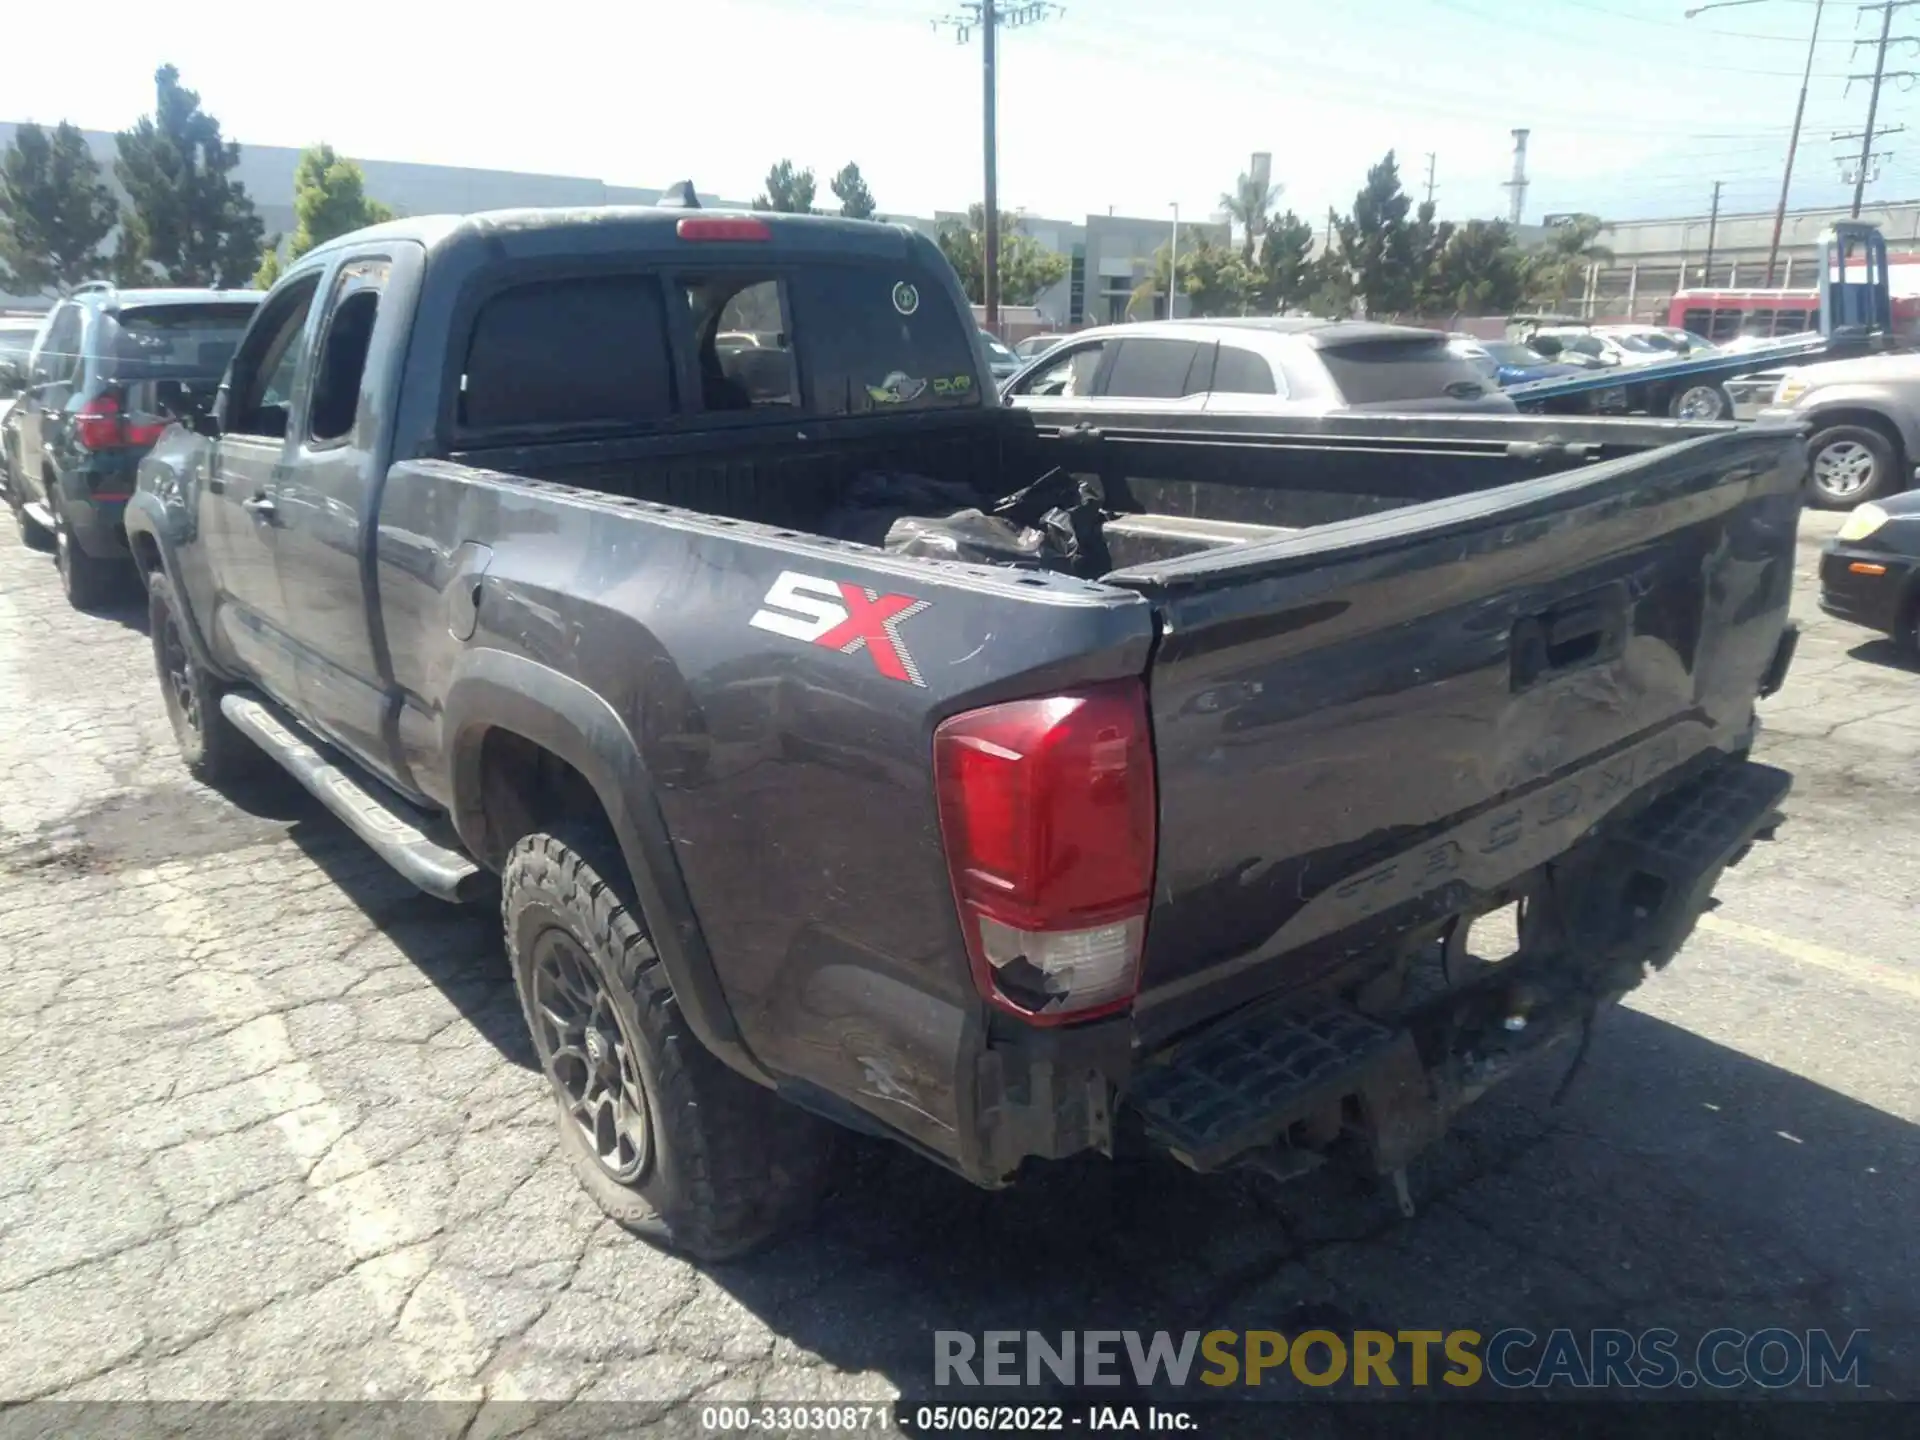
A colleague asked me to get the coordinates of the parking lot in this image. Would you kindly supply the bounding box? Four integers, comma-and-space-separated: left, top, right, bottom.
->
0, 507, 1915, 1424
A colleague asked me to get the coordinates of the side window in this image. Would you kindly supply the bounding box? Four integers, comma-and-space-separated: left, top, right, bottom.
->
460, 273, 677, 433
1014, 340, 1104, 398
226, 276, 322, 440
683, 276, 796, 411
1211, 345, 1279, 396
31, 305, 81, 385
308, 258, 391, 444
1101, 338, 1207, 399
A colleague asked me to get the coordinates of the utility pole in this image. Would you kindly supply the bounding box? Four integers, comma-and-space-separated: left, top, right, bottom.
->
1844, 0, 1920, 217
1503, 128, 1530, 226
1684, 0, 1826, 286
1703, 181, 1724, 286
1423, 152, 1437, 208
933, 1, 1065, 328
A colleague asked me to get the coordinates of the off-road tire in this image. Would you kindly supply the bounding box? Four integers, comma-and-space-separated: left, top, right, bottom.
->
1807, 423, 1898, 509
504, 825, 837, 1260
148, 568, 258, 786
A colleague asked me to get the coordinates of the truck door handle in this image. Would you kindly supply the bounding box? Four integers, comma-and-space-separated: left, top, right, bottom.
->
242, 494, 277, 520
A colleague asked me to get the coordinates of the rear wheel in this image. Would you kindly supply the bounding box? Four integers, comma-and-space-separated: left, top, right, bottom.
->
52, 509, 124, 610
1669, 382, 1732, 421
505, 826, 837, 1260
1807, 424, 1898, 508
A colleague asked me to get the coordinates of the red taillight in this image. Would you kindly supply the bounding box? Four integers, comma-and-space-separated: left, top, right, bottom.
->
73, 395, 123, 450
676, 216, 772, 242
73, 394, 167, 451
933, 681, 1157, 1025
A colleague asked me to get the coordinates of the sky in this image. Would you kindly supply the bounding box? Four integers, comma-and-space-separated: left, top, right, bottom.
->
7, 0, 1915, 229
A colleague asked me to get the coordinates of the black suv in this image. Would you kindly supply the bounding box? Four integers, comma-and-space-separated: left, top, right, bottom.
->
6, 284, 260, 607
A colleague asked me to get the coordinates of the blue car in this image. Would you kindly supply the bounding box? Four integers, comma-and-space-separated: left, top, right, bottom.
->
1448, 336, 1593, 389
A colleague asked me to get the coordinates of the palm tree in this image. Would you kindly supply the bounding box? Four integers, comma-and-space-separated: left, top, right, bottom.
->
1526, 213, 1614, 310
1221, 170, 1283, 265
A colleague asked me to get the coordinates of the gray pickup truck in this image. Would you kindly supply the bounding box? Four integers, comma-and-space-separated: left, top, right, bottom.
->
130, 201, 1801, 1259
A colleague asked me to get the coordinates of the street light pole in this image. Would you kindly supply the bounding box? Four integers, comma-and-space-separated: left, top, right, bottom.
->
1168, 203, 1180, 319
1684, 0, 1825, 287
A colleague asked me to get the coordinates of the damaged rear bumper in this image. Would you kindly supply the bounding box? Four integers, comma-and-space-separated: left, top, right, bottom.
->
1123, 755, 1791, 1180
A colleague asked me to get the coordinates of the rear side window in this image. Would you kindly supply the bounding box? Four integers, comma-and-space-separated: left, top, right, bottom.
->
1317, 338, 1491, 405
1211, 345, 1278, 395
461, 274, 677, 432
784, 265, 981, 413
105, 304, 257, 379
1103, 338, 1211, 398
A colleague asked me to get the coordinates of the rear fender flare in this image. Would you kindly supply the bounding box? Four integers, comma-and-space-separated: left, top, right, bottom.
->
442, 648, 767, 1085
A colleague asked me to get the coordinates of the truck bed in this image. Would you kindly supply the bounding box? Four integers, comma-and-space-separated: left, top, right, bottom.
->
422, 404, 1804, 1057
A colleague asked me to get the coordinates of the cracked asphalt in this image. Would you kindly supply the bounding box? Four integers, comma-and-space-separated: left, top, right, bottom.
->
0, 508, 1915, 1433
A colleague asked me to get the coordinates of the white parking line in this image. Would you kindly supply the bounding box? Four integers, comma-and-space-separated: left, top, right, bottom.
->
1699, 912, 1920, 1002
135, 860, 522, 1401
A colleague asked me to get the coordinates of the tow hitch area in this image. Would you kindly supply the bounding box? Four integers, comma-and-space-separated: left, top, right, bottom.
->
1126, 757, 1791, 1185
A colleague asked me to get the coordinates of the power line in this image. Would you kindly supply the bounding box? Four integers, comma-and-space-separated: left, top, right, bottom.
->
1423, 152, 1438, 207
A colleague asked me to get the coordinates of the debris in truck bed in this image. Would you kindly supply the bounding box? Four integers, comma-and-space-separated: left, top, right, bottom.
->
819, 467, 1110, 576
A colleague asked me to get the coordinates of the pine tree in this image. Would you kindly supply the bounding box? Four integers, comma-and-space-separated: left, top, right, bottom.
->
0, 122, 118, 295
829, 163, 876, 220
254, 144, 394, 287
115, 64, 265, 287
1334, 152, 1419, 316
753, 160, 817, 214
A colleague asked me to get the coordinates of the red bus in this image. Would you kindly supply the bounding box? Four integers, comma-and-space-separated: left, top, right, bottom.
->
1669, 256, 1920, 341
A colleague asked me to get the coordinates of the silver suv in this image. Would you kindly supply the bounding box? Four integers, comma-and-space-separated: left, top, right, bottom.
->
1003, 318, 1518, 416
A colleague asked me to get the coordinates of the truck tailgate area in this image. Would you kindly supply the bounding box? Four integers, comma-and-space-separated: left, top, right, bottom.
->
1102, 424, 1807, 1045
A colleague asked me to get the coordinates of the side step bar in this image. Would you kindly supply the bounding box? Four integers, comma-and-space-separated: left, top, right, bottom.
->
220, 693, 490, 904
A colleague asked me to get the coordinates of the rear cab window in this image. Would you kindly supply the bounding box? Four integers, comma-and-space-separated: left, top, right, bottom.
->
785, 263, 982, 412
1315, 336, 1492, 405
453, 258, 981, 441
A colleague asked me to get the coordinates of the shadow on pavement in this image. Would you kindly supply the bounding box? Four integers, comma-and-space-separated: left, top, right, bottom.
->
282, 818, 534, 1070
690, 1007, 1914, 1421
1846, 637, 1918, 674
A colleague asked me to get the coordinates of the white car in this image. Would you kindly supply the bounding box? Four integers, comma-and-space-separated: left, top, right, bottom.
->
1003, 318, 1517, 415
1527, 324, 1711, 369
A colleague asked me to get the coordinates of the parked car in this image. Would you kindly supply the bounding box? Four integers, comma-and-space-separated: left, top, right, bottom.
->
0, 313, 47, 477
1446, 335, 1588, 388
1526, 325, 1679, 369
1759, 351, 1920, 506
1819, 493, 1920, 650
8, 284, 260, 606
129, 203, 1796, 1260
979, 329, 1022, 382
1004, 318, 1518, 414
1013, 333, 1070, 360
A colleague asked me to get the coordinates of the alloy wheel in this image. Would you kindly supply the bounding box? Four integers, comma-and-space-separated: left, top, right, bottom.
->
1812, 440, 1877, 501
530, 930, 653, 1182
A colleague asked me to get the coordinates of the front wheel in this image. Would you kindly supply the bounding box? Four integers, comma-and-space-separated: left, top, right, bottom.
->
1669, 382, 1732, 421
148, 568, 257, 785
1807, 424, 1899, 508
504, 826, 837, 1260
